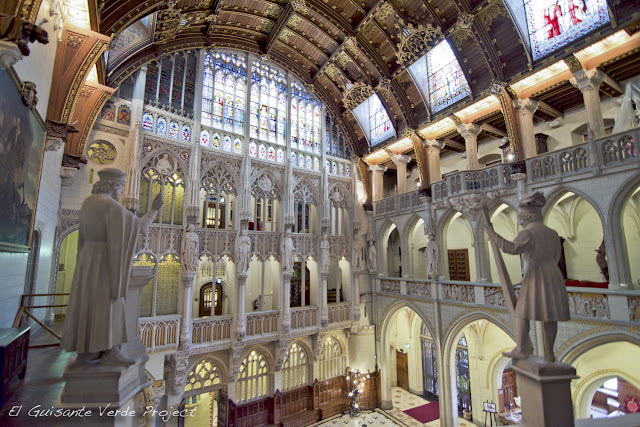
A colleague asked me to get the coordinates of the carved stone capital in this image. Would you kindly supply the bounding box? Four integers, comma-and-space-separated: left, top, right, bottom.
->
456, 123, 482, 140
60, 166, 78, 186
513, 98, 539, 116
0, 41, 23, 69
425, 139, 445, 153
569, 68, 605, 93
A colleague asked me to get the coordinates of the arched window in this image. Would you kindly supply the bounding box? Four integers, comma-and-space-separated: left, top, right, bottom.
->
250, 61, 286, 145
138, 168, 185, 225
290, 82, 321, 170
237, 350, 269, 403
420, 323, 438, 398
184, 359, 222, 392
282, 343, 310, 391
319, 337, 344, 380
201, 52, 246, 135
455, 333, 471, 414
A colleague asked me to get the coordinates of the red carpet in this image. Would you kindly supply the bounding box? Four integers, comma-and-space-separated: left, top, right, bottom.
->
404, 401, 440, 423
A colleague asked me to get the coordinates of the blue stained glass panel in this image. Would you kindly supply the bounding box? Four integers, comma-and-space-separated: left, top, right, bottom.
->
169, 121, 179, 138
156, 117, 167, 135
181, 124, 191, 142
142, 112, 154, 130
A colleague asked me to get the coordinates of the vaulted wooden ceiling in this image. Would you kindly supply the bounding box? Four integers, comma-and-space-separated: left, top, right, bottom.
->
99, 0, 640, 159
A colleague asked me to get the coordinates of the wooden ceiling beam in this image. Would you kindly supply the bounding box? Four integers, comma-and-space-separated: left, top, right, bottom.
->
419, 0, 446, 28
283, 26, 331, 62
535, 99, 563, 118
265, 3, 295, 55
204, 0, 225, 41
444, 138, 466, 151
481, 123, 506, 137
354, 0, 386, 32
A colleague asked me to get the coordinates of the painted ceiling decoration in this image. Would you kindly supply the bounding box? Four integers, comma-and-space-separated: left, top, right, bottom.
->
90, 0, 639, 160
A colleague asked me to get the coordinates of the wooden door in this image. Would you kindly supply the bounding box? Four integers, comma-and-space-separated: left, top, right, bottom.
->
448, 249, 470, 281
214, 283, 223, 315
396, 350, 409, 392
199, 283, 213, 317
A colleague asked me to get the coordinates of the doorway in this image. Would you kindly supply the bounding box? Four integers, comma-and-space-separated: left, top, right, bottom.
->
396, 349, 409, 392
448, 249, 470, 281
290, 261, 310, 307
199, 280, 224, 317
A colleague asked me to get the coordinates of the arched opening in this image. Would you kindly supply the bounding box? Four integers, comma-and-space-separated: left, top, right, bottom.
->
291, 258, 310, 307
327, 257, 343, 303
386, 228, 401, 277
319, 336, 345, 380
589, 376, 640, 419
195, 254, 231, 318
55, 230, 78, 319
199, 279, 224, 317
409, 217, 428, 279
246, 255, 279, 311
237, 350, 270, 403
622, 185, 640, 287
445, 213, 474, 281
486, 204, 523, 285
421, 322, 438, 400
545, 191, 607, 286
183, 358, 224, 427
282, 342, 311, 391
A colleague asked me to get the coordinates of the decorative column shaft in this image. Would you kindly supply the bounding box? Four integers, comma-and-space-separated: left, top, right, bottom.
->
369, 164, 387, 202
456, 123, 482, 170
179, 273, 194, 348
570, 68, 606, 138
390, 154, 411, 194
320, 273, 329, 327
282, 272, 292, 331
409, 130, 429, 192
425, 139, 444, 183
236, 273, 247, 339
513, 98, 539, 158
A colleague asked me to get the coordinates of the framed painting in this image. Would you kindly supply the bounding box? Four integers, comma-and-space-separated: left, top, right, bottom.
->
0, 68, 46, 252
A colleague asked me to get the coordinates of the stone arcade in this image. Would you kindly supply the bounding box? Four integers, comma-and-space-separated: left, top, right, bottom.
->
1, 0, 640, 426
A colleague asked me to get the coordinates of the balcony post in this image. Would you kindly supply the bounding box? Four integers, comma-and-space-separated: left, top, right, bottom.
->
369, 164, 388, 202
179, 272, 195, 349
282, 272, 291, 331
235, 272, 247, 339
425, 139, 444, 183
456, 123, 482, 170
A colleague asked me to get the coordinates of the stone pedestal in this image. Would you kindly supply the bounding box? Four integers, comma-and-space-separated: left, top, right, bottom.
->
59, 268, 153, 408
512, 357, 578, 427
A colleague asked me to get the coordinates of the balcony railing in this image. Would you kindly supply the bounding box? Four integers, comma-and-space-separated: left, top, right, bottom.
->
191, 315, 233, 345
246, 310, 279, 336
328, 302, 351, 324
377, 276, 640, 324
138, 315, 181, 353
374, 190, 425, 216
432, 164, 515, 202
290, 306, 318, 330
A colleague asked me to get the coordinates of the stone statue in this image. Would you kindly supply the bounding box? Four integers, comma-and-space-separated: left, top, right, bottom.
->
0, 13, 49, 56
320, 232, 330, 273
425, 234, 439, 279
366, 239, 377, 273
595, 238, 609, 281
181, 223, 199, 276
61, 168, 162, 366
282, 228, 294, 274
483, 192, 570, 363
236, 228, 251, 274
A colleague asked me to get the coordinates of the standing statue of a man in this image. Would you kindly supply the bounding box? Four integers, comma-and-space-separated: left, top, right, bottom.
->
366, 239, 377, 273
425, 233, 439, 279
61, 168, 162, 366
181, 223, 199, 276
282, 227, 294, 274
236, 228, 251, 274
483, 192, 570, 362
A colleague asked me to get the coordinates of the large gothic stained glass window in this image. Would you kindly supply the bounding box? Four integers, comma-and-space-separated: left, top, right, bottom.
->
201, 52, 246, 134
524, 0, 610, 60
250, 61, 286, 145
352, 94, 395, 147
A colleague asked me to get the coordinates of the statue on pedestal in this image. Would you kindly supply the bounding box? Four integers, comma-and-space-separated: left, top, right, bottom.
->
483, 192, 570, 363
282, 227, 294, 274
425, 234, 439, 279
181, 223, 199, 276
366, 239, 377, 273
61, 168, 162, 367
236, 228, 251, 274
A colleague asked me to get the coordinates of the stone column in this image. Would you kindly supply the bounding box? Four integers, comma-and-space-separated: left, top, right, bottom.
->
320, 272, 329, 327
425, 139, 445, 183
390, 154, 411, 195
236, 273, 247, 339
570, 68, 606, 138
380, 342, 393, 409
456, 123, 482, 170
282, 272, 291, 331
179, 272, 195, 348
369, 164, 387, 202
473, 220, 492, 283
513, 98, 540, 159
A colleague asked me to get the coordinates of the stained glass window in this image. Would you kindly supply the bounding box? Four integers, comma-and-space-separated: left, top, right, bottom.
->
258, 143, 266, 160
156, 116, 167, 135
313, 157, 319, 171
250, 61, 286, 144
169, 120, 179, 138
319, 337, 344, 380
223, 135, 232, 151
142, 112, 154, 130
200, 129, 210, 146
282, 343, 310, 391
427, 40, 471, 112
249, 141, 257, 157
305, 155, 312, 169
201, 52, 246, 134
267, 146, 276, 161
181, 124, 191, 142
291, 152, 297, 165
277, 148, 284, 163
290, 83, 322, 152
345, 164, 350, 176
211, 133, 220, 148
524, 0, 610, 60
233, 138, 242, 154
237, 351, 269, 403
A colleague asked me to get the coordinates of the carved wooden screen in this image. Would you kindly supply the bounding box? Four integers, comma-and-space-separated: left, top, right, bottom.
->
448, 249, 470, 281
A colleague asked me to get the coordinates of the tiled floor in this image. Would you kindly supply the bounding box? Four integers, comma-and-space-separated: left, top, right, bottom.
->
384, 387, 477, 427
313, 409, 404, 426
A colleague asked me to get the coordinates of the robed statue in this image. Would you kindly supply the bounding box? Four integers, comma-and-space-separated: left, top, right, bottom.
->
181, 223, 199, 276
61, 168, 162, 366
483, 192, 570, 362
425, 233, 439, 279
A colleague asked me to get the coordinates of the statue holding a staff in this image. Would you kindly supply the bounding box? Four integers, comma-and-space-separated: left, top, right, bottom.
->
482, 192, 570, 363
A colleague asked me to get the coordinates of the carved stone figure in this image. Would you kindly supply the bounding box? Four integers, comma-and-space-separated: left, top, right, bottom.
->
425, 234, 439, 279
366, 239, 377, 273
483, 192, 570, 363
0, 13, 49, 56
595, 238, 609, 281
282, 229, 294, 274
61, 168, 162, 366
236, 228, 251, 274
181, 224, 199, 275
320, 233, 330, 273
20, 81, 37, 108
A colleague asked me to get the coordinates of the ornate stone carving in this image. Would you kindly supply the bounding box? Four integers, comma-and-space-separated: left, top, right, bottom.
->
441, 284, 475, 303
397, 24, 442, 66
407, 282, 431, 298
20, 81, 37, 108
0, 12, 49, 56
381, 280, 400, 294
66, 31, 86, 49
568, 292, 610, 320
343, 82, 374, 110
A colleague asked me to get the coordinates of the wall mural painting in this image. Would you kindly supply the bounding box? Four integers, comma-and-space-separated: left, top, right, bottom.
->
0, 69, 46, 252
